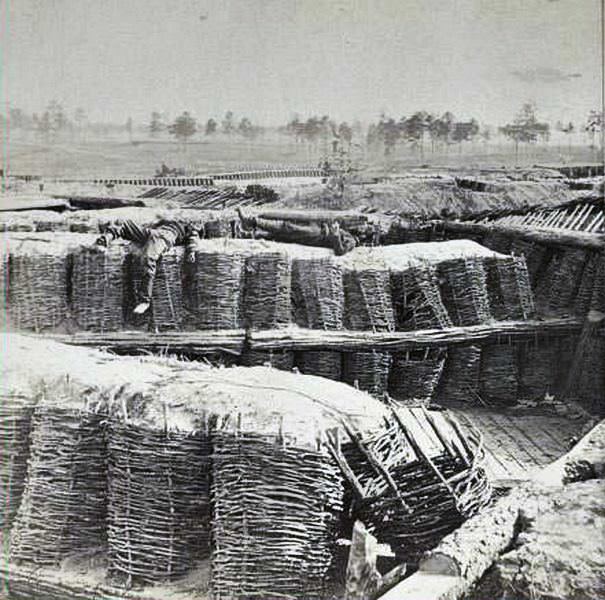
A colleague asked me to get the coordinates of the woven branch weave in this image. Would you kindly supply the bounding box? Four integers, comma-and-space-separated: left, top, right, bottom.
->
0, 395, 36, 530
343, 351, 392, 397
389, 351, 446, 405
574, 252, 600, 316
438, 257, 491, 326
184, 251, 245, 329
107, 421, 212, 586
10, 404, 107, 565
511, 239, 549, 285
241, 349, 295, 371
436, 346, 482, 404
71, 245, 127, 332
485, 256, 535, 320
211, 429, 344, 600
518, 342, 557, 400
243, 253, 292, 330
480, 344, 519, 406
391, 265, 452, 331
295, 351, 342, 381
545, 249, 587, 313
343, 269, 395, 332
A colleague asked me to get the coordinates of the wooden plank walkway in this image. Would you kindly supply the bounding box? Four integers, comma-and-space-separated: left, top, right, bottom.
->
451, 407, 588, 486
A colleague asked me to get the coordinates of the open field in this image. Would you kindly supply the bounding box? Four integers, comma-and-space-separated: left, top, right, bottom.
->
3, 137, 600, 180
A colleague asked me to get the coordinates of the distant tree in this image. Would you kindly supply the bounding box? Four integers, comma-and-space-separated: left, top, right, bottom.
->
222, 111, 235, 134
499, 102, 550, 161
205, 118, 218, 135
429, 112, 454, 152
168, 111, 198, 148
585, 110, 602, 149
47, 100, 68, 134
149, 112, 165, 138
34, 111, 53, 142
480, 126, 491, 146
238, 117, 254, 138
558, 121, 575, 155
403, 111, 430, 158
451, 118, 480, 152
338, 122, 353, 147
9, 107, 28, 130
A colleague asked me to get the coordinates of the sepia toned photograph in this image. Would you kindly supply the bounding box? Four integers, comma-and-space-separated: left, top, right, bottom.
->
0, 1, 603, 599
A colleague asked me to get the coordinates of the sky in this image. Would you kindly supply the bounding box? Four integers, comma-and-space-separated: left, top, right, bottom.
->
1, 0, 602, 127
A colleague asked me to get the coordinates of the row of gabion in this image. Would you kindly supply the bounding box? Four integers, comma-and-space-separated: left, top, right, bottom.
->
3, 241, 539, 333
250, 337, 580, 407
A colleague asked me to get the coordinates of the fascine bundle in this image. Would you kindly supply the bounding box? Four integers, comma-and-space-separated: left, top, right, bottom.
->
517, 341, 558, 401
388, 348, 447, 405
479, 343, 519, 406
211, 419, 344, 600
485, 255, 535, 320
339, 408, 491, 566
435, 345, 482, 404
292, 257, 344, 381
127, 245, 185, 331
107, 393, 212, 587
390, 263, 452, 331
183, 245, 246, 330
7, 238, 71, 332
437, 257, 492, 326
71, 242, 129, 332
9, 378, 108, 566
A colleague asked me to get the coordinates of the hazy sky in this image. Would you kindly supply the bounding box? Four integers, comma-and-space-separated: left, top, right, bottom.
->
2, 0, 602, 126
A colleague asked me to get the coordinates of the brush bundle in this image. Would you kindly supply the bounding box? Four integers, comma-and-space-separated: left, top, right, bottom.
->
437, 257, 491, 326
211, 428, 344, 600
343, 351, 392, 397
127, 246, 185, 331
291, 258, 344, 330
479, 344, 519, 406
7, 241, 70, 332
389, 349, 446, 405
436, 345, 482, 404
107, 420, 212, 586
343, 269, 395, 332
517, 342, 557, 401
243, 253, 292, 329
485, 256, 535, 320
338, 409, 491, 566
71, 244, 128, 332
184, 250, 245, 329
391, 265, 452, 331
241, 349, 295, 371
295, 351, 342, 381
0, 394, 36, 530
10, 396, 107, 565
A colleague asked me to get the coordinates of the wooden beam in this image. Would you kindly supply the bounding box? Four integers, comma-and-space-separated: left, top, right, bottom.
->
248, 318, 582, 352
437, 219, 605, 250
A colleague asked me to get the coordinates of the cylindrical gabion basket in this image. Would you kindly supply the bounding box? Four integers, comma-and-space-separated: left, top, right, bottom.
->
480, 344, 519, 406
389, 349, 446, 405
343, 351, 392, 397
295, 351, 343, 381
436, 345, 482, 404
241, 348, 295, 371
485, 256, 535, 321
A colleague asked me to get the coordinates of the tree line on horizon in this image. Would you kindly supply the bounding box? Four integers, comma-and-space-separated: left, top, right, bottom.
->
2, 100, 603, 158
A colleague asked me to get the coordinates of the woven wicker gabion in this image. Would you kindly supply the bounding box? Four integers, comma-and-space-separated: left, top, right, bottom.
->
211, 429, 344, 600
436, 345, 482, 404
71, 244, 128, 332
481, 231, 512, 254
511, 239, 549, 285
389, 350, 446, 405
241, 349, 295, 371
184, 250, 245, 329
291, 258, 344, 330
0, 250, 7, 328
338, 409, 492, 566
479, 344, 519, 406
343, 269, 395, 332
573, 336, 605, 415
10, 396, 107, 565
485, 256, 535, 320
127, 246, 185, 331
107, 421, 212, 586
517, 342, 557, 400
574, 252, 600, 316
243, 252, 292, 329
589, 252, 605, 313
544, 249, 587, 313
295, 351, 343, 381
8, 243, 69, 332
390, 265, 452, 331
343, 351, 392, 397
437, 257, 492, 326
0, 394, 36, 530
